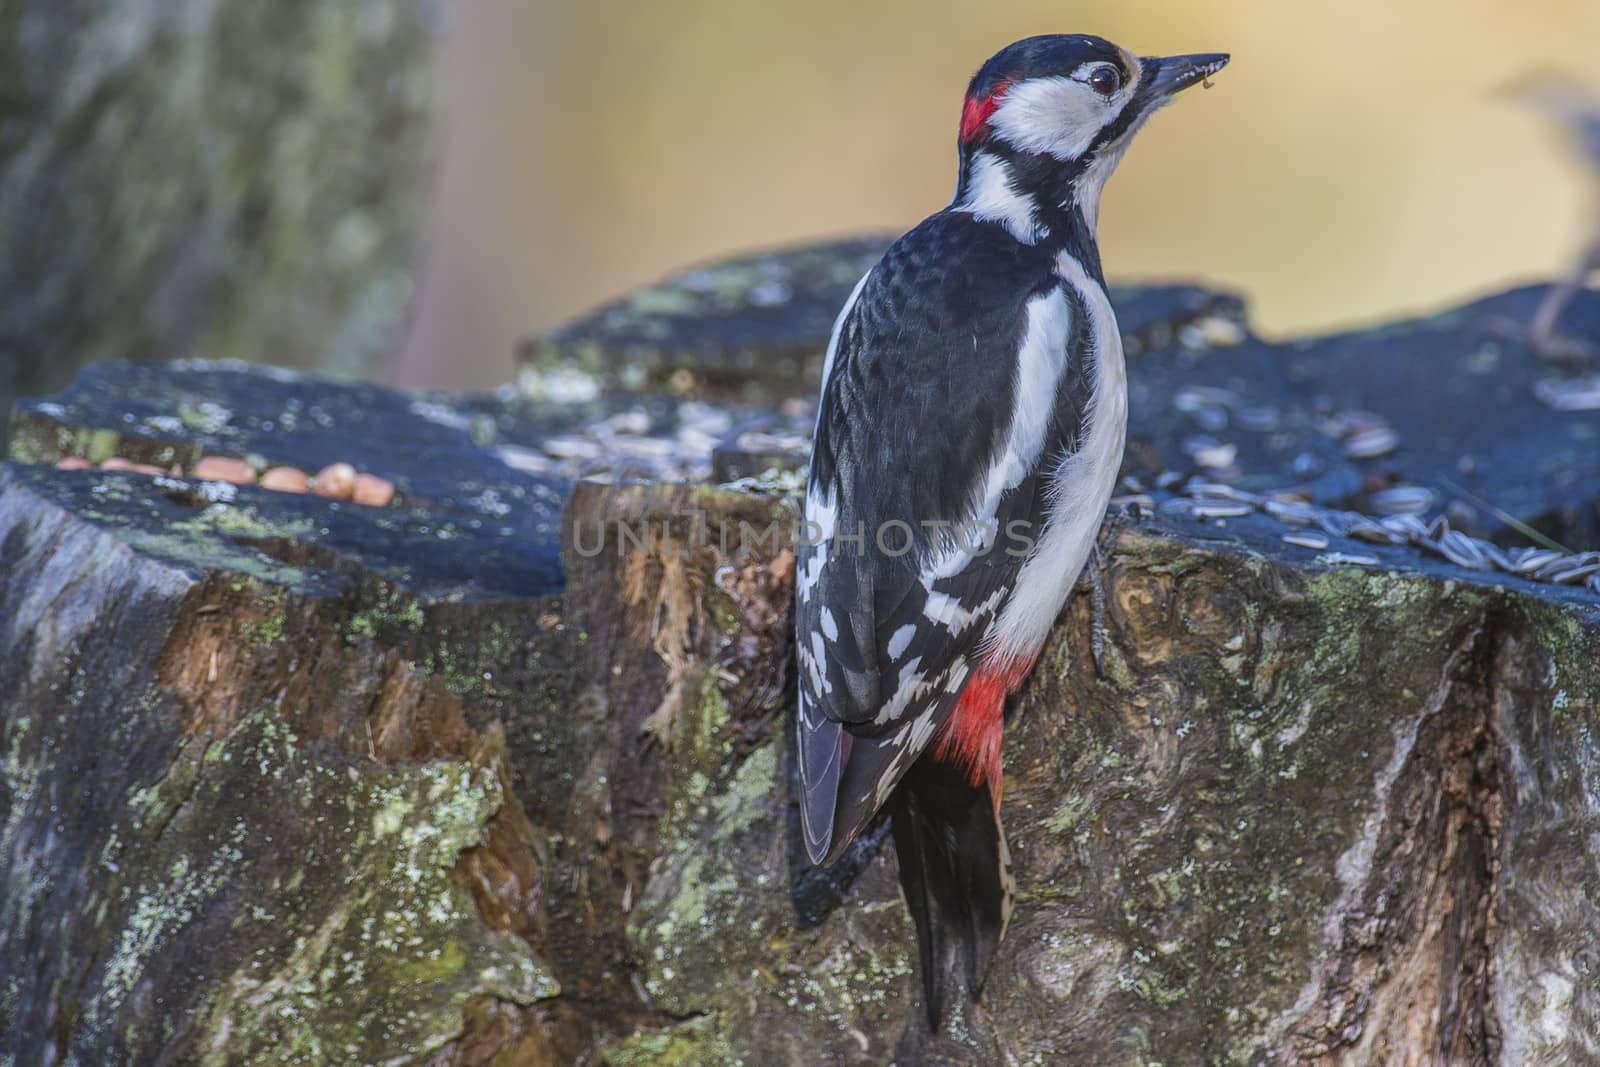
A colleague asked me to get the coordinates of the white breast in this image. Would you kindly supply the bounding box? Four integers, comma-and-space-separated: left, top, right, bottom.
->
986, 252, 1127, 663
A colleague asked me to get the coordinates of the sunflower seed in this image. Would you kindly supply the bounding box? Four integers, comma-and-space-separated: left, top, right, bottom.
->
1476, 542, 1515, 572
1511, 548, 1566, 574
1196, 445, 1239, 469
1533, 375, 1600, 411
604, 410, 654, 435
1174, 386, 1241, 412
1317, 551, 1381, 567
1348, 518, 1406, 545
1536, 553, 1600, 583
1344, 426, 1401, 459
1380, 514, 1430, 539
1370, 485, 1435, 516
1156, 470, 1186, 491
1438, 530, 1490, 570
541, 435, 603, 459
1160, 497, 1198, 517
1180, 317, 1247, 349
1181, 435, 1239, 470
1283, 532, 1329, 550
1322, 409, 1388, 436
1317, 510, 1364, 537
1187, 481, 1261, 504
1192, 501, 1255, 519
1264, 498, 1318, 525
735, 430, 806, 452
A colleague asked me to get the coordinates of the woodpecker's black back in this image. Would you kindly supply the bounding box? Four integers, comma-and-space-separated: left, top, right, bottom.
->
809, 213, 1091, 559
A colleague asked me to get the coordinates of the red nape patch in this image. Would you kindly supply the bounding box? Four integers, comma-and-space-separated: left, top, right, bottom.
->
931, 651, 1039, 797
959, 78, 1014, 144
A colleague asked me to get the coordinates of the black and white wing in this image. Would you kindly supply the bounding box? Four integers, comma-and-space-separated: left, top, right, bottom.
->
795, 212, 1092, 864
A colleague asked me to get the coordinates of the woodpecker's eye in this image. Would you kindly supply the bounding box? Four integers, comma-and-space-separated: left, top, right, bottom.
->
1088, 65, 1121, 96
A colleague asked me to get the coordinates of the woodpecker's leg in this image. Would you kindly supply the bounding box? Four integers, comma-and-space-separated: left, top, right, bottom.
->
1089, 544, 1109, 679
1082, 505, 1133, 680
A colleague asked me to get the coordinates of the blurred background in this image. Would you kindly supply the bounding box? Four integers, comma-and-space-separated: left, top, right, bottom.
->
2, 0, 1597, 417
396, 0, 1600, 389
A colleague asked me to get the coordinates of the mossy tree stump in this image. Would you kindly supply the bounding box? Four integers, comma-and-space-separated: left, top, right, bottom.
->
4, 240, 1600, 1065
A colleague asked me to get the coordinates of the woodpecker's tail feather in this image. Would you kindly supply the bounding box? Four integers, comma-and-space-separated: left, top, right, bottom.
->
889, 756, 1014, 1030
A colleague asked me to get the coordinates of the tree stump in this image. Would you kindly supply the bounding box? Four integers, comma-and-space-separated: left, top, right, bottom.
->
3, 241, 1600, 1065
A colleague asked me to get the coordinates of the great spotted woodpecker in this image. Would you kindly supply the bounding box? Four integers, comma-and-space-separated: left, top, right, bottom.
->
795, 34, 1228, 1027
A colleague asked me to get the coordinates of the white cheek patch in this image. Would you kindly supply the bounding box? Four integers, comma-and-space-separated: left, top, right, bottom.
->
988, 58, 1141, 163
988, 77, 1107, 161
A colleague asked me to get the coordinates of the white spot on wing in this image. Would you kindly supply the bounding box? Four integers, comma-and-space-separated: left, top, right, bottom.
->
820, 607, 838, 641
946, 659, 970, 692
805, 631, 833, 696
923, 584, 1006, 636
887, 623, 917, 661
799, 269, 870, 607
797, 483, 836, 605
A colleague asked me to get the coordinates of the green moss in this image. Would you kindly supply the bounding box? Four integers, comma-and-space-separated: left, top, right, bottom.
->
343, 582, 427, 646
600, 1018, 735, 1066
1009, 538, 1526, 1062
86, 428, 120, 464
61, 707, 557, 1063
240, 613, 285, 647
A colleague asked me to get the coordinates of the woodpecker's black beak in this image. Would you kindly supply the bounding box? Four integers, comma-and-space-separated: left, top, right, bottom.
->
1142, 53, 1230, 99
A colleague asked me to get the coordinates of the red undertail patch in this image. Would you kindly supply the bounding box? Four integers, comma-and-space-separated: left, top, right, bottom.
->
931, 651, 1038, 798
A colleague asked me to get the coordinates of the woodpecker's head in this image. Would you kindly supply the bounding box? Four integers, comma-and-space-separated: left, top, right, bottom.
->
954, 35, 1228, 238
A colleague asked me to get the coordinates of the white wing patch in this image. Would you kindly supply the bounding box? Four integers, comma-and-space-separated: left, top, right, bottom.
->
970, 288, 1073, 516
987, 252, 1127, 663
921, 289, 1074, 590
